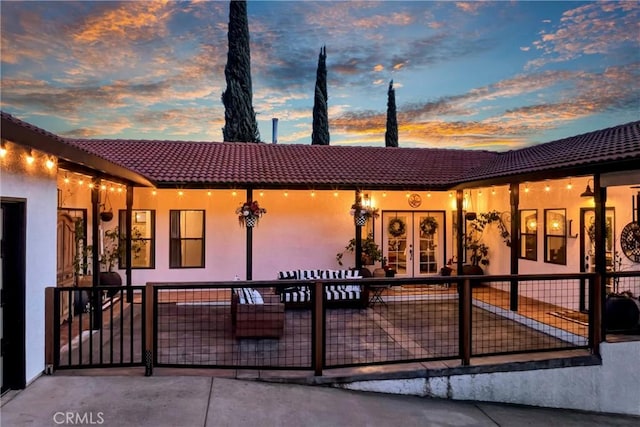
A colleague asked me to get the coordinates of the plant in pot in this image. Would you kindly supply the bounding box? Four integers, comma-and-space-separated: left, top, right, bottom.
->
462, 210, 510, 275
99, 226, 146, 296
381, 257, 396, 277
72, 217, 92, 313
336, 232, 383, 267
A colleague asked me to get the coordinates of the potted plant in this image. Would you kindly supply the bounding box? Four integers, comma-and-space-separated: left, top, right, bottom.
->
236, 200, 267, 227
336, 232, 383, 267
462, 210, 509, 275
350, 203, 379, 226
381, 257, 396, 277
99, 226, 146, 294
72, 217, 92, 313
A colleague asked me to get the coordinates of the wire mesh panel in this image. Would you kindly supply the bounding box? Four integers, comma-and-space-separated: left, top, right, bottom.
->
154, 283, 312, 369
471, 277, 589, 357
55, 286, 145, 369
324, 280, 460, 368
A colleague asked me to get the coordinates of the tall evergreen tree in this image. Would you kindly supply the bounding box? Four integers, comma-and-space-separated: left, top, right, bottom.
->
311, 46, 329, 145
385, 80, 398, 147
222, 0, 260, 142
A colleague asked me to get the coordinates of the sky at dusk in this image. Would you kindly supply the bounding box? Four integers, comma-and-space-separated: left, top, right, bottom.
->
1, 1, 638, 150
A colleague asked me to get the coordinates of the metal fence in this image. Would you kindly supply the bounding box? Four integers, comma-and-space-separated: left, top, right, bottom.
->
48, 286, 145, 370
47, 273, 610, 374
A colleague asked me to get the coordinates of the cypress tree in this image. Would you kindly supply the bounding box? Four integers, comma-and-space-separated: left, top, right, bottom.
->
385, 80, 398, 147
222, 0, 260, 142
311, 46, 329, 145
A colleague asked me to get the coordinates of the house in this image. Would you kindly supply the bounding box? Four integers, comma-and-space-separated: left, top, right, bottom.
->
1, 111, 639, 403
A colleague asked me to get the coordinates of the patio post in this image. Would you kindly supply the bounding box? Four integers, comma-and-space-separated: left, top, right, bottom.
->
144, 282, 154, 376
246, 188, 253, 280
456, 190, 464, 274
592, 175, 606, 342
590, 274, 602, 357
44, 287, 55, 373
312, 281, 324, 376
354, 190, 362, 270
509, 182, 519, 311
125, 184, 133, 303
91, 177, 102, 330
460, 278, 472, 366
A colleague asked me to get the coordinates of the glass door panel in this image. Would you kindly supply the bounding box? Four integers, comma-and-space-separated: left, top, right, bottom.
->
385, 213, 409, 276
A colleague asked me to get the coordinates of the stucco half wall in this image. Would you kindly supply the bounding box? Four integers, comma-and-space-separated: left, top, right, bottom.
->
338, 341, 640, 416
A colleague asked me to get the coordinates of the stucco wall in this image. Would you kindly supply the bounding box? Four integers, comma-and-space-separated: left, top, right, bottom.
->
1, 145, 57, 385
340, 341, 640, 416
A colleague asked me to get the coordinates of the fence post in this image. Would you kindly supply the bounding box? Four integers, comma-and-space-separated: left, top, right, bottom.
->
144, 283, 154, 376
313, 281, 324, 376
590, 275, 602, 357
460, 279, 472, 366
44, 287, 55, 374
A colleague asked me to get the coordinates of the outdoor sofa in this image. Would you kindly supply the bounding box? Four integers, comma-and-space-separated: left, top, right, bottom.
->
276, 269, 369, 308
230, 287, 285, 338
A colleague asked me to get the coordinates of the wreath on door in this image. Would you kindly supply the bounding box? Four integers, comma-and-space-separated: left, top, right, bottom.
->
420, 216, 439, 235
388, 218, 406, 237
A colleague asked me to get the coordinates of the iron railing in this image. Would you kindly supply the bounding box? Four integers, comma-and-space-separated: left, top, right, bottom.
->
47, 273, 605, 375
47, 286, 145, 370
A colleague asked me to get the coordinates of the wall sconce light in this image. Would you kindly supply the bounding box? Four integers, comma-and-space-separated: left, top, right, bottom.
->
580, 179, 595, 198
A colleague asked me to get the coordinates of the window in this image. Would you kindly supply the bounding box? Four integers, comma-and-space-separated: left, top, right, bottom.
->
544, 209, 566, 265
170, 210, 205, 268
519, 209, 537, 261
118, 210, 155, 269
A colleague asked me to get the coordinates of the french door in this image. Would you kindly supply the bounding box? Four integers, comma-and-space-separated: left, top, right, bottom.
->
382, 211, 445, 278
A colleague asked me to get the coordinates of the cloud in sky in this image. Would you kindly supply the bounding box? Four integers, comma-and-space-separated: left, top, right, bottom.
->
0, 1, 638, 149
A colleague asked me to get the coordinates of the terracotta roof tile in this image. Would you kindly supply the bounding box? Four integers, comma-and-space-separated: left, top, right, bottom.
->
462, 121, 640, 181
64, 139, 498, 189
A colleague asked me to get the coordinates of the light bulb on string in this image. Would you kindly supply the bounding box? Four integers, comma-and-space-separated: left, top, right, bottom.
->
26, 150, 35, 165
45, 158, 55, 170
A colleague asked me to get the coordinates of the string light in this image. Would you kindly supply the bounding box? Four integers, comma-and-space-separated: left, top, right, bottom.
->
78, 179, 84, 186
333, 191, 339, 197
178, 190, 184, 197
26, 150, 35, 165
259, 191, 264, 197
45, 158, 55, 169
382, 192, 387, 198
151, 189, 157, 196
427, 191, 431, 198
491, 187, 496, 196
310, 191, 316, 197
109, 186, 115, 192
231, 190, 237, 197
566, 179, 573, 190
283, 191, 288, 197
88, 183, 95, 189
478, 190, 483, 197
405, 192, 410, 198
524, 184, 530, 193
100, 184, 107, 191
449, 192, 453, 198
64, 174, 70, 184
117, 187, 123, 193
0, 141, 6, 158
207, 190, 212, 197
545, 184, 551, 192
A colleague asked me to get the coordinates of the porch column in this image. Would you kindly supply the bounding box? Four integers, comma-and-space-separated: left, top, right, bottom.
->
354, 190, 362, 270
91, 177, 101, 330
593, 175, 606, 342
246, 188, 253, 280
509, 182, 519, 311
125, 184, 133, 302
456, 190, 464, 275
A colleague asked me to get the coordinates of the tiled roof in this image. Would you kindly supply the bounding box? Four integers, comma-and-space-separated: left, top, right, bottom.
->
462, 121, 640, 182
63, 138, 498, 189
3, 111, 638, 189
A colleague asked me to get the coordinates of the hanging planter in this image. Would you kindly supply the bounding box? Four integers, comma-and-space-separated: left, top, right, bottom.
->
236, 200, 266, 227
245, 215, 258, 228
99, 192, 113, 222
355, 215, 367, 226
350, 203, 379, 227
